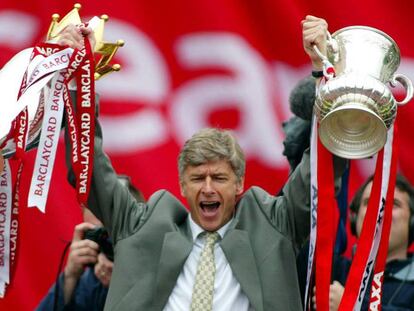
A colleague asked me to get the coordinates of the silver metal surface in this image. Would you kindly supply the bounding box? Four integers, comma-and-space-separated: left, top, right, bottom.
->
315, 26, 413, 158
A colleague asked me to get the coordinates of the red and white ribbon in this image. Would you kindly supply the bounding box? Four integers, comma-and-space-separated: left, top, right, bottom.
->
28, 39, 95, 211
0, 20, 98, 298
22, 46, 72, 96
304, 116, 319, 310
5, 43, 67, 213
0, 40, 95, 297
0, 161, 12, 297
307, 114, 397, 311
310, 121, 339, 311
339, 126, 395, 311
73, 38, 95, 206
27, 73, 65, 212
0, 159, 23, 298
368, 126, 397, 311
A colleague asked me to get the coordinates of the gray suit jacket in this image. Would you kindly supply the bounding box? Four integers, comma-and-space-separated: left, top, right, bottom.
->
67, 120, 345, 311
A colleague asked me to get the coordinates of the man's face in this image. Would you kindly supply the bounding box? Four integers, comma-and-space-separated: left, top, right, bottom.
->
356, 181, 411, 255
180, 159, 244, 232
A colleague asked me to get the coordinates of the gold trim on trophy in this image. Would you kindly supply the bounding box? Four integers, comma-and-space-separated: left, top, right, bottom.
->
93, 14, 125, 80
47, 4, 82, 41
47, 3, 124, 80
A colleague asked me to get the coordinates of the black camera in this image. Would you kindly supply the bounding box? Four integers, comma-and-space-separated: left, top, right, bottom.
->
84, 227, 114, 262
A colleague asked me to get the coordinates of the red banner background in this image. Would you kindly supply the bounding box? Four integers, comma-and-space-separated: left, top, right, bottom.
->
1, 1, 414, 310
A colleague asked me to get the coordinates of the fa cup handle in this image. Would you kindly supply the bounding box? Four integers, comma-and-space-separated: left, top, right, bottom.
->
312, 31, 339, 64
313, 31, 339, 78
390, 73, 413, 106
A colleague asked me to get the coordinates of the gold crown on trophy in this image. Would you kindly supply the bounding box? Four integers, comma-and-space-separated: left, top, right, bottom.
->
46, 3, 124, 80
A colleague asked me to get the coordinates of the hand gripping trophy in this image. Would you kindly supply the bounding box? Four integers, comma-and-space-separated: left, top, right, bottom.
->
314, 26, 413, 159
0, 3, 124, 159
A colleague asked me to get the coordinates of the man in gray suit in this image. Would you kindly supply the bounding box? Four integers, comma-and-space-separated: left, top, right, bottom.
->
61, 16, 342, 311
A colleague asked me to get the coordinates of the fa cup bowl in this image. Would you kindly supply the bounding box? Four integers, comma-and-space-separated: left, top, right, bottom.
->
314, 26, 413, 159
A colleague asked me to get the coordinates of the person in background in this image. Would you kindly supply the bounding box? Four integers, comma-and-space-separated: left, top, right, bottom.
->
36, 176, 144, 311
323, 174, 414, 311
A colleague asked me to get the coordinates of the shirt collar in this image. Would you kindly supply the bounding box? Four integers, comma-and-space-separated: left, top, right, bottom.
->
188, 215, 233, 242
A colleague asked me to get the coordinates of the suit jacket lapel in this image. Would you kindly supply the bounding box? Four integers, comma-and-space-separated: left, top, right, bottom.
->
153, 226, 193, 310
220, 229, 264, 311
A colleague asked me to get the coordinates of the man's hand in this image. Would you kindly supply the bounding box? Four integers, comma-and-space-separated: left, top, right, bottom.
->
64, 222, 99, 279
329, 281, 345, 311
312, 280, 345, 311
63, 222, 99, 303
94, 252, 113, 287
301, 15, 328, 71
56, 24, 96, 51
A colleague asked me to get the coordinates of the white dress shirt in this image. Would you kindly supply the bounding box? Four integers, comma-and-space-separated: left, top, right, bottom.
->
163, 216, 254, 310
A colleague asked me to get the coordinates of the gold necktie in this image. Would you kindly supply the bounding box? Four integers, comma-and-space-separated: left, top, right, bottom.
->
190, 232, 220, 311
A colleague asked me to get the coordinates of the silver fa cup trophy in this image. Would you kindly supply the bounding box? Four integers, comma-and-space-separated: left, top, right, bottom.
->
314, 26, 413, 159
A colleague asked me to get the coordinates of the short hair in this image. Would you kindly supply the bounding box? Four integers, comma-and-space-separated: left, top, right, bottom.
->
177, 128, 245, 181
350, 174, 414, 217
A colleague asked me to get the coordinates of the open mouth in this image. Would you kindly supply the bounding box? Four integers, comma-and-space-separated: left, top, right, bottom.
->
200, 201, 220, 216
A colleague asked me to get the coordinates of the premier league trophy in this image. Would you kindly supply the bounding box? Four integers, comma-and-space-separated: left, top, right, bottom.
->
0, 3, 124, 158
314, 26, 413, 159
0, 4, 124, 297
